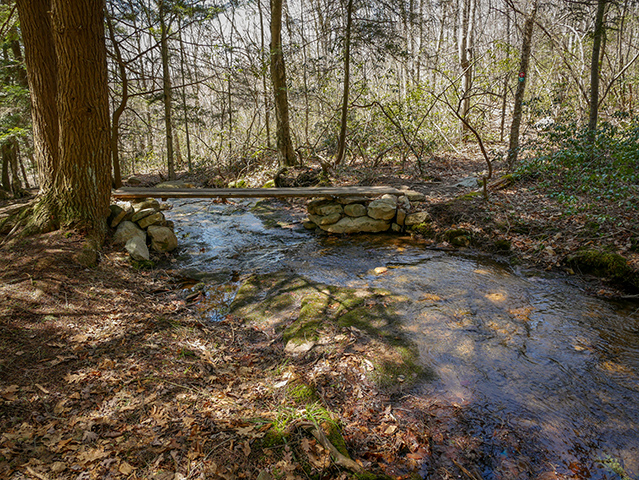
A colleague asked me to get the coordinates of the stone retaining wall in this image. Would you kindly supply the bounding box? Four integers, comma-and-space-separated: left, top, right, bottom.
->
304, 190, 430, 234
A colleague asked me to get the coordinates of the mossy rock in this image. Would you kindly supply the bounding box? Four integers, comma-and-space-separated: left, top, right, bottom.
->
567, 249, 635, 284
408, 222, 435, 237
287, 383, 318, 404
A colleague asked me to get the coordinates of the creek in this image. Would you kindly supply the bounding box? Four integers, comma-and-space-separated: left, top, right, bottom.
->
168, 198, 639, 479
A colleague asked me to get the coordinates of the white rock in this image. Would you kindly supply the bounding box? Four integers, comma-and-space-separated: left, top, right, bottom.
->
125, 236, 149, 261
113, 221, 145, 245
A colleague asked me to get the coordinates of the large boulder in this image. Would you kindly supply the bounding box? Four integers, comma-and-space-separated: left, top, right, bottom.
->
367, 198, 396, 221
125, 236, 150, 261
315, 203, 343, 217
113, 221, 145, 245
147, 226, 178, 253
320, 216, 391, 234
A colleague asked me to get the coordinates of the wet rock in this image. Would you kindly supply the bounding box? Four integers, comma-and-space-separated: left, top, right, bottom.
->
147, 225, 178, 252
344, 203, 367, 217
303, 221, 317, 230
125, 236, 149, 261
137, 212, 165, 229
405, 211, 431, 226
367, 198, 397, 221
113, 221, 145, 245
321, 216, 390, 234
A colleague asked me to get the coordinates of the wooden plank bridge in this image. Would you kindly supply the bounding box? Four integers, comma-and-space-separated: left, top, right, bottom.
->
112, 186, 411, 201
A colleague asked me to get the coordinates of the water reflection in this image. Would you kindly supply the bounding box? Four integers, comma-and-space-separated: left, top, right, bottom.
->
167, 199, 639, 479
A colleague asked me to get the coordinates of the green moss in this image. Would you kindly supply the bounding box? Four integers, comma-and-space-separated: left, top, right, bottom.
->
456, 191, 482, 201
287, 383, 318, 404
493, 239, 511, 251
567, 249, 635, 284
131, 259, 156, 270
260, 428, 288, 449
409, 222, 435, 237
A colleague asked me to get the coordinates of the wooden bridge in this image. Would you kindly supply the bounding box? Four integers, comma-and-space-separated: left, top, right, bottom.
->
112, 186, 412, 201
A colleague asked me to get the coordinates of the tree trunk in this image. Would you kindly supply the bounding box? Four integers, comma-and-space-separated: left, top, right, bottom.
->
334, 0, 353, 166
257, 0, 272, 148
270, 0, 296, 167
16, 0, 59, 213
177, 20, 193, 172
106, 12, 126, 188
17, 0, 111, 240
159, 2, 176, 180
506, 1, 538, 170
459, 0, 474, 141
588, 0, 608, 142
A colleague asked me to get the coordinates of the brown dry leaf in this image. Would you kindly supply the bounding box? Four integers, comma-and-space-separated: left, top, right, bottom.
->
77, 447, 110, 465
119, 461, 135, 475
1, 385, 19, 401
53, 399, 70, 415
300, 437, 312, 454
65, 372, 87, 384
241, 440, 251, 457
384, 425, 397, 435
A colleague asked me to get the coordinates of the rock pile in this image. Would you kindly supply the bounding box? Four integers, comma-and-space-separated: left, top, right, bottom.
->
108, 198, 178, 261
305, 191, 430, 234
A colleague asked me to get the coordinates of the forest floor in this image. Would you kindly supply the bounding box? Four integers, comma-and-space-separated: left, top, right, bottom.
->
1, 151, 637, 480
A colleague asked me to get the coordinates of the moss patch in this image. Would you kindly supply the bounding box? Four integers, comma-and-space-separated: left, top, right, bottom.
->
567, 249, 637, 287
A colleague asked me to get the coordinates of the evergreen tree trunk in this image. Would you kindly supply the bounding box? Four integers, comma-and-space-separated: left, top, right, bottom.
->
16, 0, 59, 220
270, 0, 296, 167
17, 0, 111, 241
506, 1, 538, 170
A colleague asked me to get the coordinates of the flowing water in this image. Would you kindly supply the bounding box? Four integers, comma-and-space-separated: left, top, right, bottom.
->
168, 199, 639, 479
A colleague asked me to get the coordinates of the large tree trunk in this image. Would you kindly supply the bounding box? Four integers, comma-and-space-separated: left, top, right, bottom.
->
270, 0, 296, 167
16, 0, 59, 217
588, 0, 608, 143
506, 1, 538, 170
17, 0, 111, 241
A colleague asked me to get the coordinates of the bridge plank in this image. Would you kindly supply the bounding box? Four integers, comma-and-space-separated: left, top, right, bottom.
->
112, 186, 408, 200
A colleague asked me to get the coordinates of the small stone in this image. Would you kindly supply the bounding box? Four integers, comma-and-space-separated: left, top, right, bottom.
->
344, 203, 367, 217
284, 340, 315, 355
303, 221, 317, 230
391, 223, 402, 232
321, 216, 390, 234
147, 225, 178, 252
397, 195, 411, 211
309, 213, 341, 226
396, 209, 407, 226
125, 236, 150, 261
108, 204, 131, 228
405, 211, 431, 226
337, 196, 369, 205
306, 198, 332, 215
137, 212, 165, 229
132, 198, 160, 213
373, 267, 388, 275
367, 199, 396, 220
131, 208, 157, 223
402, 190, 426, 202
316, 203, 343, 217
113, 221, 145, 245
380, 194, 398, 205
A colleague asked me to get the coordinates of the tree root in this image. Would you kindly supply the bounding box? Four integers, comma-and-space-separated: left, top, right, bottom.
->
287, 419, 364, 474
